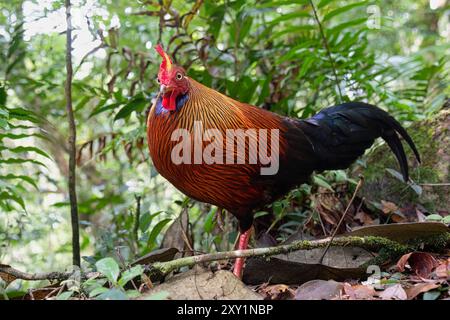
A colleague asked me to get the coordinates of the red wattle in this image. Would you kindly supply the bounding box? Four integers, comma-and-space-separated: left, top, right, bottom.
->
161, 91, 177, 111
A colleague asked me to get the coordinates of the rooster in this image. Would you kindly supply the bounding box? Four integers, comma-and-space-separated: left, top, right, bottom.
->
147, 45, 420, 278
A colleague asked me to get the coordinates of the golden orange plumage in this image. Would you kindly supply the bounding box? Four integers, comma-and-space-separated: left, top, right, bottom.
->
147, 78, 289, 225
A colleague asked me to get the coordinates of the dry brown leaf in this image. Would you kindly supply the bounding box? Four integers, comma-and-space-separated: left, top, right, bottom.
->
354, 211, 375, 225
294, 280, 343, 300
397, 252, 438, 278
379, 284, 407, 300
0, 269, 16, 286
405, 283, 440, 300
259, 284, 295, 300
343, 283, 376, 300
381, 200, 398, 214
435, 259, 450, 279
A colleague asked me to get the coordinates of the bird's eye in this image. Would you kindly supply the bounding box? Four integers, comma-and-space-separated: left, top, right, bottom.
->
176, 73, 183, 80
156, 78, 160, 84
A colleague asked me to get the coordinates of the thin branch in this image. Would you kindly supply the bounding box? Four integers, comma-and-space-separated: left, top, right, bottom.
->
65, 0, 80, 267
74, 43, 105, 76
0, 265, 97, 282
133, 195, 142, 252
318, 176, 364, 263
151, 235, 411, 277
309, 0, 343, 102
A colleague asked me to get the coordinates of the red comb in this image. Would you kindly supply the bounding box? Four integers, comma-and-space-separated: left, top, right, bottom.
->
155, 44, 172, 72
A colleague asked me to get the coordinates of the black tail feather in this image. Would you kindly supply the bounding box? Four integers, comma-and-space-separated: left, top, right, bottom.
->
298, 102, 420, 182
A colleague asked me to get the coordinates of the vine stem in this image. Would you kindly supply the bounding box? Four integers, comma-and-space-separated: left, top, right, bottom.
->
65, 0, 80, 267
309, 0, 344, 102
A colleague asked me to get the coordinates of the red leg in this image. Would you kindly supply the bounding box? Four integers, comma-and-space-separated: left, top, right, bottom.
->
233, 228, 251, 278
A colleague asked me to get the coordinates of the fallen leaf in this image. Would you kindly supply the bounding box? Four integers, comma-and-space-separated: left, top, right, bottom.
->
161, 208, 192, 257
405, 283, 440, 300
344, 222, 449, 243
381, 200, 398, 214
294, 280, 343, 300
131, 247, 179, 266
435, 259, 450, 279
354, 211, 375, 225
259, 284, 295, 300
397, 252, 438, 278
343, 283, 376, 300
378, 284, 407, 300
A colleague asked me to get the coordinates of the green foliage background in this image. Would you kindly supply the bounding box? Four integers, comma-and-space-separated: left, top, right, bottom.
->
0, 0, 448, 295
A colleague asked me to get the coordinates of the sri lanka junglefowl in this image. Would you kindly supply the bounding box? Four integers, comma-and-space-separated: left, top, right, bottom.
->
146, 45, 420, 278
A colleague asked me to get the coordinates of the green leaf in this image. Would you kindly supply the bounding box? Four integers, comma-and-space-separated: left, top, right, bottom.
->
423, 291, 440, 300
267, 9, 310, 27
0, 191, 26, 211
56, 291, 74, 300
74, 96, 92, 112
313, 175, 334, 191
0, 158, 46, 168
96, 288, 129, 300
0, 118, 9, 130
256, 0, 309, 9
118, 265, 143, 287
326, 18, 367, 37
0, 132, 47, 141
425, 214, 443, 222
318, 0, 334, 8
7, 107, 41, 123
386, 168, 405, 182
114, 95, 148, 121
89, 286, 109, 298
0, 146, 52, 159
89, 102, 122, 118
254, 211, 269, 218
0, 174, 38, 189
298, 55, 315, 78
146, 218, 172, 249
0, 86, 6, 105
323, 1, 368, 22
442, 216, 450, 224
139, 211, 163, 233
203, 207, 217, 233
95, 257, 120, 283
409, 183, 422, 196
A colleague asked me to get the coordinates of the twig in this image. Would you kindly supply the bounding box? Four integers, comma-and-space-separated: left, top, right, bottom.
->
74, 43, 106, 76
179, 207, 194, 252
151, 235, 410, 277
0, 265, 79, 281
133, 195, 142, 252
65, 0, 80, 267
309, 0, 343, 102
318, 176, 364, 263
419, 183, 450, 187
